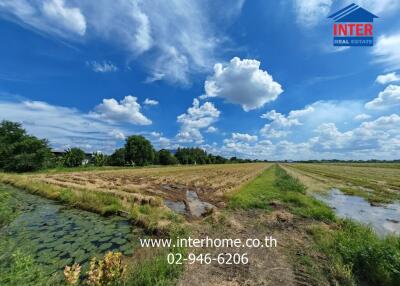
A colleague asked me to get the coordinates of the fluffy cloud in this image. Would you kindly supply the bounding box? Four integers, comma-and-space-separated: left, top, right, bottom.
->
0, 98, 128, 153
203, 57, 283, 111
261, 110, 301, 127
176, 99, 220, 143
220, 113, 400, 160
373, 33, 400, 70
93, 95, 151, 125
0, 0, 86, 37
143, 98, 159, 106
231, 133, 258, 142
87, 61, 118, 73
354, 113, 371, 121
365, 85, 400, 110
206, 126, 218, 133
376, 72, 400, 85
42, 0, 86, 35
260, 106, 314, 138
294, 0, 333, 27
0, 0, 244, 84
311, 114, 400, 153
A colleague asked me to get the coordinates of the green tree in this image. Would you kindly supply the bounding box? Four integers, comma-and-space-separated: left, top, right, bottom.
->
0, 121, 53, 172
91, 151, 108, 167
175, 147, 208, 165
63, 148, 86, 167
157, 149, 178, 165
108, 148, 126, 166
124, 135, 154, 166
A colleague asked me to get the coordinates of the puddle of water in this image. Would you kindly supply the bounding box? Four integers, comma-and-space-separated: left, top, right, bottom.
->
315, 188, 400, 236
164, 190, 215, 217
0, 185, 142, 280
164, 199, 186, 215
186, 190, 214, 217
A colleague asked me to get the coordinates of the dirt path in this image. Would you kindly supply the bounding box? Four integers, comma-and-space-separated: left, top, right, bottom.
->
178, 209, 301, 286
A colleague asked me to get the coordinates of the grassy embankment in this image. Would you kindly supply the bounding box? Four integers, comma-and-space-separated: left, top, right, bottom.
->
290, 163, 400, 204
228, 165, 400, 286
0, 172, 180, 234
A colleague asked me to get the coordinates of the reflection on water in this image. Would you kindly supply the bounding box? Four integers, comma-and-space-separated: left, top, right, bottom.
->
315, 188, 400, 236
0, 185, 141, 278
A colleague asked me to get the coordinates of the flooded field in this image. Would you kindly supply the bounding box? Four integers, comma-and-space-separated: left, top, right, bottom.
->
0, 185, 141, 281
315, 188, 400, 236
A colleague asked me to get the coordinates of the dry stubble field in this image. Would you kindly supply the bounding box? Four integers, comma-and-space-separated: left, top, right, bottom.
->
33, 163, 270, 208
285, 163, 400, 203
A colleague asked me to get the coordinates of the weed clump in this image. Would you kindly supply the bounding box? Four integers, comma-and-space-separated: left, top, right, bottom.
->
64, 251, 126, 286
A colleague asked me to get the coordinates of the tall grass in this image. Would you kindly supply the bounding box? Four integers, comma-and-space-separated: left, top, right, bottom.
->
312, 220, 400, 286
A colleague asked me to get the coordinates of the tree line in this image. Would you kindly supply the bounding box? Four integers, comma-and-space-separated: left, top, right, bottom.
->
0, 120, 262, 173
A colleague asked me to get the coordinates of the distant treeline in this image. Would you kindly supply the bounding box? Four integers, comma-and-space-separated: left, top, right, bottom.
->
0, 120, 264, 173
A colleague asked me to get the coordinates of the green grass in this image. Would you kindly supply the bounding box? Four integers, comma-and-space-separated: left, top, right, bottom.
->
0, 247, 58, 286
311, 220, 400, 286
0, 190, 15, 227
228, 165, 335, 222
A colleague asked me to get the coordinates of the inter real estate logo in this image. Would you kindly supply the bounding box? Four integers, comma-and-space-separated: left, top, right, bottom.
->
328, 3, 378, 47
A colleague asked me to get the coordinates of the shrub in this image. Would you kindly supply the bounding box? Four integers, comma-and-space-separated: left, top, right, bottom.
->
63, 148, 86, 167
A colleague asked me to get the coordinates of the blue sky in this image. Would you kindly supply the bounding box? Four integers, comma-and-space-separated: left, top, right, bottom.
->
0, 0, 399, 160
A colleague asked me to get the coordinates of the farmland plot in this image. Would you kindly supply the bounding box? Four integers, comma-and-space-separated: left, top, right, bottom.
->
286, 163, 400, 203
33, 163, 269, 211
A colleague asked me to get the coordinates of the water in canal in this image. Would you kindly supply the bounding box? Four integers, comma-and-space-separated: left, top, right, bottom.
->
0, 184, 142, 280
315, 188, 400, 236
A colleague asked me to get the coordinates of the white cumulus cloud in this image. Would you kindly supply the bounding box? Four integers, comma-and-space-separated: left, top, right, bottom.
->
176, 99, 220, 143
231, 133, 258, 142
93, 95, 151, 125
354, 113, 371, 121
143, 98, 159, 106
203, 57, 283, 111
206, 126, 218, 133
376, 72, 400, 85
260, 106, 314, 138
365, 85, 400, 110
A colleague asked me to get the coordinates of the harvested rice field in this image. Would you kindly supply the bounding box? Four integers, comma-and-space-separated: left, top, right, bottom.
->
33, 163, 270, 209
